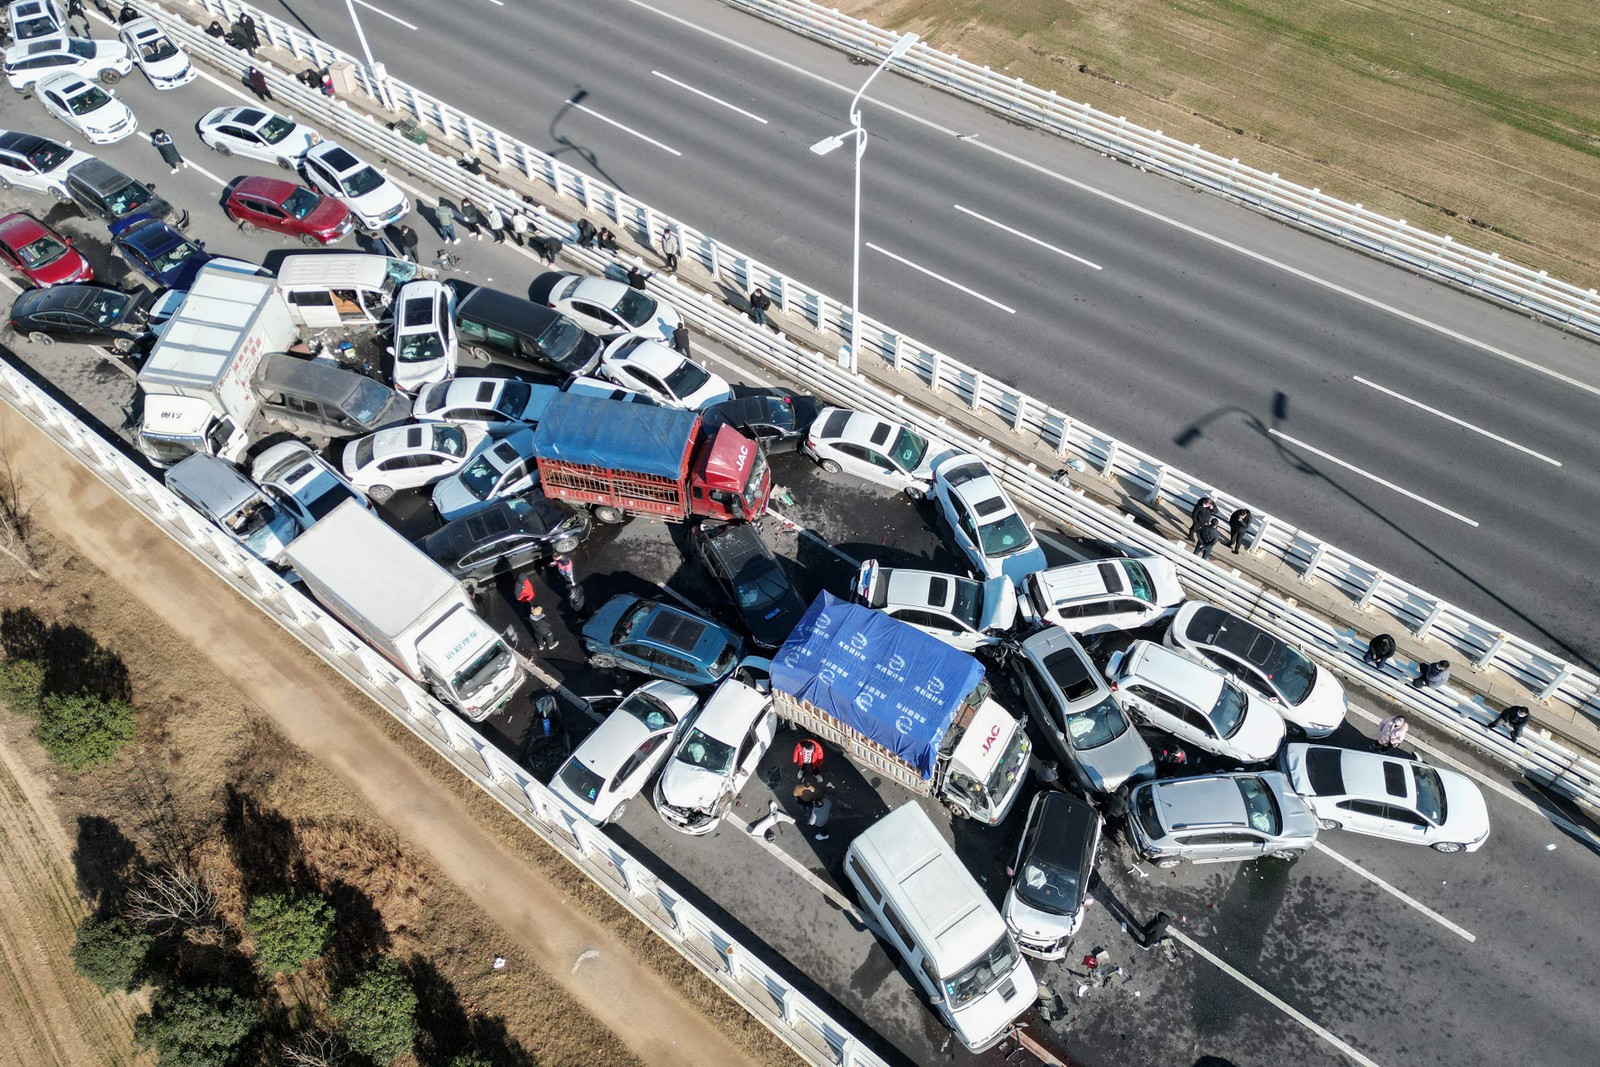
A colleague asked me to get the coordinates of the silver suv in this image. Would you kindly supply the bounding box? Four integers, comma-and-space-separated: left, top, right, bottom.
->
1126, 771, 1316, 867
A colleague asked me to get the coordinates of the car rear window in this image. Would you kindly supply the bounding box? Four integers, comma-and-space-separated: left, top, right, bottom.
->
1042, 646, 1098, 701
557, 758, 606, 804
819, 410, 849, 438
1303, 748, 1345, 796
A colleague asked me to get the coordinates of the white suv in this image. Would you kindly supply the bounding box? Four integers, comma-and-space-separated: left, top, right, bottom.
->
3, 34, 131, 91
300, 140, 408, 230
0, 128, 92, 198
1019, 554, 1185, 634
1105, 640, 1285, 764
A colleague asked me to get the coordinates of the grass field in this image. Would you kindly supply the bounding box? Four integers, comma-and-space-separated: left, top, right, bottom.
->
840, 1, 1600, 289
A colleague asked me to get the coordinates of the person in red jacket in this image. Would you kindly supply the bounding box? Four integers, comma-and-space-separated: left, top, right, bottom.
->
793, 738, 824, 780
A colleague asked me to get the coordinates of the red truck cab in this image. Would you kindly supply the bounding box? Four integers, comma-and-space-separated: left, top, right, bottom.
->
692, 423, 770, 522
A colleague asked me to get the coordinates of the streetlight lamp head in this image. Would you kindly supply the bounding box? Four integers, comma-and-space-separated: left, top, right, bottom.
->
809, 134, 846, 156
887, 32, 919, 59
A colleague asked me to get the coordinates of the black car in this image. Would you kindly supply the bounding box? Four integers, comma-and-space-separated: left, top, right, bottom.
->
418, 493, 592, 588
8, 283, 155, 352
704, 391, 820, 454
64, 158, 188, 231
689, 521, 806, 650
446, 279, 602, 380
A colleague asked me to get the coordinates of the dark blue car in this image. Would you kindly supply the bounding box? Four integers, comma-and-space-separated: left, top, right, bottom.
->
109, 213, 217, 290
582, 595, 743, 689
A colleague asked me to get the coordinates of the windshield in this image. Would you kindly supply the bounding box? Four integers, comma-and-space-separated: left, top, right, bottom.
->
453, 644, 511, 698
282, 187, 320, 220
1066, 695, 1130, 750
675, 727, 735, 775
432, 425, 467, 457
457, 454, 503, 499
66, 87, 113, 116
15, 234, 67, 268
1236, 776, 1282, 834
620, 692, 679, 731
1260, 643, 1318, 706
983, 726, 1030, 811
664, 358, 710, 398
397, 333, 444, 363
139, 37, 178, 62
557, 758, 606, 804
148, 238, 202, 275
1121, 560, 1157, 602
948, 578, 983, 630
346, 380, 394, 423
735, 560, 790, 611
944, 934, 1021, 1011
1015, 849, 1085, 916
613, 288, 655, 328
614, 600, 653, 642
977, 512, 1033, 558
494, 381, 532, 415
889, 426, 928, 470
140, 432, 197, 464
1211, 681, 1249, 738
340, 165, 386, 198
1412, 766, 1447, 825
739, 448, 769, 515
25, 139, 71, 173
538, 316, 588, 364
102, 180, 151, 216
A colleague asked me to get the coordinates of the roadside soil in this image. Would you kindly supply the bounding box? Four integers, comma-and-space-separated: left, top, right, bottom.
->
0, 403, 795, 1067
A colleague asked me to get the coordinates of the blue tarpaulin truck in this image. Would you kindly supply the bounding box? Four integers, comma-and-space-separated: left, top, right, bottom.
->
770, 593, 1031, 825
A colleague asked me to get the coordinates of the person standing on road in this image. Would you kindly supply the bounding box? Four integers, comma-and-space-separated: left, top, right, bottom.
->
1187, 495, 1217, 541
150, 129, 185, 174
508, 208, 530, 247
1488, 704, 1531, 742
67, 9, 91, 38
793, 738, 824, 780
1228, 507, 1252, 554
391, 223, 419, 262
672, 324, 691, 359
1376, 714, 1409, 751
748, 286, 773, 327
1193, 516, 1223, 560
1410, 660, 1450, 690
482, 202, 507, 244
433, 200, 459, 244
528, 605, 558, 651
245, 66, 272, 101
1363, 633, 1396, 670
659, 227, 681, 272
457, 197, 485, 240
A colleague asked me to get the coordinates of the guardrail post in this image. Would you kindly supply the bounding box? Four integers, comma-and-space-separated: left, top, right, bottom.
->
1356, 570, 1387, 611
1100, 439, 1120, 478
1416, 600, 1446, 641
1146, 465, 1166, 505
928, 351, 944, 395
1538, 664, 1575, 702
1475, 633, 1510, 671
1302, 541, 1327, 584
1247, 514, 1271, 553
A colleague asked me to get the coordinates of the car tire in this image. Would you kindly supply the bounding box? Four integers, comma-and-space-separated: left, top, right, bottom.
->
552, 536, 580, 555
467, 344, 493, 363
27, 332, 54, 347
238, 220, 258, 236
276, 157, 294, 171
1269, 848, 1305, 862
110, 338, 134, 355
212, 142, 232, 157
99, 70, 121, 85
1316, 818, 1342, 831
904, 486, 925, 501
1154, 857, 1181, 869
1431, 841, 1466, 854
300, 233, 322, 248
608, 801, 627, 824
819, 458, 841, 474
367, 484, 394, 504
593, 505, 625, 525
588, 653, 618, 670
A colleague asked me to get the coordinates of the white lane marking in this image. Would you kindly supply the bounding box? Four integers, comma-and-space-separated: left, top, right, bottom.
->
485, 0, 504, 5
953, 203, 1102, 270
1035, 529, 1096, 563
1312, 842, 1477, 943
698, 348, 772, 387
619, 0, 1600, 402
651, 70, 769, 124
353, 0, 417, 30
183, 159, 227, 189
1265, 429, 1479, 527
1351, 376, 1563, 467
740, 825, 868, 923
866, 243, 1016, 313
1168, 928, 1385, 1067
567, 100, 683, 156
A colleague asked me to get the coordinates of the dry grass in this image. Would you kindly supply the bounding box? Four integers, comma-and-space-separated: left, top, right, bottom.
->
840, 0, 1600, 289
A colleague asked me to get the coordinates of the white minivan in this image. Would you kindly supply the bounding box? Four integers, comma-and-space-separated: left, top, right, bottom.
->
843, 804, 1037, 1053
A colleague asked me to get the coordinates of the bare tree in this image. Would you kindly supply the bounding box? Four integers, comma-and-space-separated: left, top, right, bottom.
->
281, 1030, 351, 1067
125, 864, 223, 944
0, 443, 42, 580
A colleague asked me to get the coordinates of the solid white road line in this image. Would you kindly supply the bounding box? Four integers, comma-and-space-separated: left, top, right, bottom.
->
567, 100, 683, 156
866, 243, 1016, 313
1352, 376, 1563, 467
1035, 529, 1096, 563
651, 71, 769, 124
1265, 429, 1479, 527
953, 204, 1102, 270
1168, 928, 1385, 1067
353, 0, 418, 30
1312, 842, 1477, 943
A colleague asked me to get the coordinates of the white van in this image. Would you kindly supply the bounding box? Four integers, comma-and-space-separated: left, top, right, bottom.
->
842, 804, 1037, 1052
276, 253, 428, 328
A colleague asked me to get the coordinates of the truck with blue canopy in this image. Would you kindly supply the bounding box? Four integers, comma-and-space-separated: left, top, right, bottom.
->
771, 592, 1031, 825
531, 393, 771, 525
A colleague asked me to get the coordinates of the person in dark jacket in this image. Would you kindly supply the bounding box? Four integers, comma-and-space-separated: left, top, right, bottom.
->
596, 226, 619, 253
672, 324, 691, 358
748, 286, 773, 327
296, 66, 323, 90
1410, 660, 1451, 690
1228, 507, 1252, 553
457, 197, 485, 240
1362, 633, 1396, 669
150, 129, 185, 174
533, 234, 561, 265
230, 17, 255, 55
205, 19, 226, 38
574, 217, 597, 248
529, 606, 557, 651
1193, 516, 1223, 560
625, 264, 651, 290
1187, 495, 1217, 541
390, 223, 420, 262
118, 3, 139, 24
1488, 704, 1531, 742
245, 66, 272, 101
237, 12, 260, 51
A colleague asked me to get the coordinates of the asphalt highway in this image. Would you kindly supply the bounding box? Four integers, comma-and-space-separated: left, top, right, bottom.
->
281, 0, 1600, 674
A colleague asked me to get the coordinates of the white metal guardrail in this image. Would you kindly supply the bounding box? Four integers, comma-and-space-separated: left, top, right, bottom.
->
0, 357, 890, 1067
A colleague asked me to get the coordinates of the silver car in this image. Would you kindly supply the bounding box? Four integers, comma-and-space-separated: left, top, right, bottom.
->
1126, 771, 1317, 867
430, 426, 539, 521
1009, 626, 1154, 794
165, 453, 301, 566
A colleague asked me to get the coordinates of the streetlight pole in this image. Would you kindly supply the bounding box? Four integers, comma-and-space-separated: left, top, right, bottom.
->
810, 32, 918, 374
342, 0, 391, 109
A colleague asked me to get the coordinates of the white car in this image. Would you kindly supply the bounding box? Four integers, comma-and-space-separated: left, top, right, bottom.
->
389, 279, 457, 393
562, 374, 656, 406
1164, 602, 1347, 737
117, 17, 194, 90
341, 421, 488, 503
300, 140, 408, 230
654, 672, 777, 835
1281, 744, 1490, 853
801, 406, 946, 499
853, 559, 1017, 652
932, 452, 1048, 588
34, 71, 136, 145
0, 128, 91, 198
1106, 640, 1285, 764
413, 376, 560, 432
251, 441, 372, 531
196, 105, 321, 169
533, 270, 682, 342
3, 34, 131, 91
1019, 554, 1186, 635
598, 335, 730, 409
6, 0, 63, 43
549, 681, 700, 826
430, 426, 539, 521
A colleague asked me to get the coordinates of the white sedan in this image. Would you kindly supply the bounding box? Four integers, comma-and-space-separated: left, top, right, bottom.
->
853, 559, 1017, 652
117, 17, 195, 90
599, 335, 730, 410
1282, 744, 1490, 853
549, 681, 700, 825
413, 376, 560, 432
932, 452, 1048, 588
251, 440, 371, 530
389, 279, 457, 393
341, 421, 488, 503
3, 34, 131, 91
196, 105, 321, 169
34, 72, 136, 145
300, 140, 409, 230
801, 406, 947, 499
654, 673, 776, 836
532, 270, 681, 342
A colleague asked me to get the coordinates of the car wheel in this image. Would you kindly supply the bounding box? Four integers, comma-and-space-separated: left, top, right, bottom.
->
98, 70, 121, 84
588, 653, 618, 670
1316, 818, 1342, 831
276, 157, 294, 171
238, 220, 258, 236
0, 176, 12, 191
552, 535, 580, 555
300, 233, 322, 248
367, 484, 394, 504
467, 344, 493, 363
608, 801, 627, 824
1269, 848, 1305, 862
819, 458, 841, 474
1431, 841, 1466, 854
110, 338, 134, 355
212, 142, 232, 156
903, 485, 925, 501
27, 332, 54, 347
1154, 856, 1181, 869
593, 505, 625, 525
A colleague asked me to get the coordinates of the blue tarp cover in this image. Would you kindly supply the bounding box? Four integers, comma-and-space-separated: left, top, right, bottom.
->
532, 394, 698, 479
772, 592, 985, 779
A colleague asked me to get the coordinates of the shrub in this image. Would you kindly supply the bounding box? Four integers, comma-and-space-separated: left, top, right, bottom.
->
71, 914, 152, 993
246, 890, 335, 977
34, 691, 133, 770
0, 655, 44, 716
134, 983, 259, 1067
448, 1053, 492, 1067
329, 959, 418, 1064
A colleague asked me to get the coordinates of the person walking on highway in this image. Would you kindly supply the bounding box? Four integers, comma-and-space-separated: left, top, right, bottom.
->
1193, 516, 1223, 560
1488, 704, 1531, 742
672, 324, 691, 359
1376, 714, 1409, 751
1187, 494, 1217, 541
457, 198, 486, 240
1228, 507, 1252, 554
748, 286, 773, 328
529, 606, 558, 651
659, 227, 681, 272
1363, 633, 1396, 670
245, 66, 272, 101
483, 202, 507, 244
150, 130, 185, 174
1410, 660, 1450, 691
509, 208, 530, 247
433, 200, 460, 244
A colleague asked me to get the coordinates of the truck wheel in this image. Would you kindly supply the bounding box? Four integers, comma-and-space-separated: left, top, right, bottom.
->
27, 332, 54, 347
367, 484, 394, 503
238, 220, 258, 236
99, 69, 122, 84
819, 458, 841, 473
593, 506, 625, 525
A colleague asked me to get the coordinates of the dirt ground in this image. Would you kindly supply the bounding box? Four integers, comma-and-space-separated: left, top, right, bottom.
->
0, 404, 798, 1066
838, 0, 1600, 291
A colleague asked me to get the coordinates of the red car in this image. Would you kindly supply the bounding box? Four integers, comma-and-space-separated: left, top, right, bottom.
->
0, 213, 93, 287
223, 176, 354, 246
